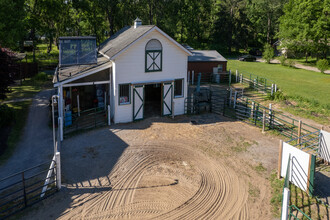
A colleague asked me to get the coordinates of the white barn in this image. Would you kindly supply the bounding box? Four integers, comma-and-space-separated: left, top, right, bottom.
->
53, 19, 192, 139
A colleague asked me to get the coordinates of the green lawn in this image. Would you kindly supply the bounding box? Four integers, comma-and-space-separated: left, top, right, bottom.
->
25, 43, 59, 65
4, 72, 52, 101
228, 60, 330, 124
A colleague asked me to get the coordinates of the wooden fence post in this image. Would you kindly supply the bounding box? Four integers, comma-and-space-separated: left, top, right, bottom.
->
271, 84, 274, 96
240, 74, 243, 83
269, 103, 272, 129
278, 140, 283, 179
262, 110, 266, 133
297, 120, 302, 145
236, 70, 238, 82
192, 70, 195, 85
275, 84, 277, 93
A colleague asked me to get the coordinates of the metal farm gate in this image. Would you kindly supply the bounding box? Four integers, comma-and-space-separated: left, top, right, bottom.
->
0, 160, 58, 219
185, 86, 228, 115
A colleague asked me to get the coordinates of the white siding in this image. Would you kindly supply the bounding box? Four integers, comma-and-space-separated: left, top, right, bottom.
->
113, 29, 188, 123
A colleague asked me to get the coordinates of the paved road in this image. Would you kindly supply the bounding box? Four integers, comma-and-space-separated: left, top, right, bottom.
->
0, 89, 54, 179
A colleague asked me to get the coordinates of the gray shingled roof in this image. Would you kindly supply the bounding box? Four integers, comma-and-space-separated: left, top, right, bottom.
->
99, 25, 155, 59
188, 50, 227, 62
53, 55, 111, 84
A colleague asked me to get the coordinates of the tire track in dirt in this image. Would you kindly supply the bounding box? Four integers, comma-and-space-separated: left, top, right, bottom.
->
59, 143, 249, 220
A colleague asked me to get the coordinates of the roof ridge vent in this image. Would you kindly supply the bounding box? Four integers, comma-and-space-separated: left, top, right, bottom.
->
134, 17, 142, 28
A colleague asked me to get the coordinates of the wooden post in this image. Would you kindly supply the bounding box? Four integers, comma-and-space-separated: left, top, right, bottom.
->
271, 84, 274, 96
240, 74, 243, 83
269, 103, 272, 129
192, 70, 195, 85
278, 140, 283, 179
236, 70, 238, 82
297, 120, 302, 145
262, 110, 266, 133
275, 84, 277, 93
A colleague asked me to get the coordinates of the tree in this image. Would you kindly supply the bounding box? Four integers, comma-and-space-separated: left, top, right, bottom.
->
213, 0, 251, 53
0, 49, 15, 99
262, 44, 274, 63
0, 0, 26, 49
316, 59, 329, 74
278, 0, 327, 61
246, 0, 287, 45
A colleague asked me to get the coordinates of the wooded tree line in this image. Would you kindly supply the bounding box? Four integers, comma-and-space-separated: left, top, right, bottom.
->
0, 0, 328, 57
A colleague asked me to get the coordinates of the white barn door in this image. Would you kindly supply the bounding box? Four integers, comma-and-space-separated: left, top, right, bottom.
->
133, 85, 144, 121
162, 82, 173, 116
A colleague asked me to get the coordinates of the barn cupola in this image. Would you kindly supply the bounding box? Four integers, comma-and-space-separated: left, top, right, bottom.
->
134, 18, 142, 28
58, 36, 97, 67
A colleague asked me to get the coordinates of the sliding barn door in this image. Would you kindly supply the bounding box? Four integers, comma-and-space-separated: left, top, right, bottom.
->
133, 85, 144, 121
162, 83, 173, 116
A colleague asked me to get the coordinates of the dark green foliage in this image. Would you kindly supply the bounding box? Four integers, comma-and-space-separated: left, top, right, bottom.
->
263, 44, 274, 64
32, 72, 49, 81
0, 104, 14, 128
316, 59, 329, 73
278, 55, 287, 66
278, 0, 329, 61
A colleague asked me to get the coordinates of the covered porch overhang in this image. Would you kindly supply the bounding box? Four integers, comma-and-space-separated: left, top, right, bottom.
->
53, 56, 113, 140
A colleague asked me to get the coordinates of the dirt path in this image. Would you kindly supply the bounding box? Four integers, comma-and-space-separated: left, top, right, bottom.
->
21, 114, 283, 219
0, 89, 54, 178
257, 58, 330, 74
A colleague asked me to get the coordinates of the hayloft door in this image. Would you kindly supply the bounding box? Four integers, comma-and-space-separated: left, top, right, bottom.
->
162, 82, 173, 116
133, 85, 144, 121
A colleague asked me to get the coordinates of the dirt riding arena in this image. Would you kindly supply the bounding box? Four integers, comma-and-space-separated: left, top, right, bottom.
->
23, 114, 280, 219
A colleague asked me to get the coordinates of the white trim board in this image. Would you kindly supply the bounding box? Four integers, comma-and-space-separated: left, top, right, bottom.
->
54, 63, 112, 87
110, 26, 192, 61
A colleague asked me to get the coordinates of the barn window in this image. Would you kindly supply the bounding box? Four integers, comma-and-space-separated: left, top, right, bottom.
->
145, 39, 162, 72
174, 79, 183, 98
119, 84, 130, 105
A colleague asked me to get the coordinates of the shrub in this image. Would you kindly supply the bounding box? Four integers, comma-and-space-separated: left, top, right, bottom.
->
0, 104, 14, 128
316, 59, 329, 74
263, 44, 274, 64
278, 55, 286, 66
287, 59, 295, 68
33, 72, 49, 81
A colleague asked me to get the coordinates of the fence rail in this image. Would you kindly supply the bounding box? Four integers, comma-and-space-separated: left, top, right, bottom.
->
234, 70, 277, 95
224, 95, 320, 148
63, 107, 108, 135
0, 160, 58, 219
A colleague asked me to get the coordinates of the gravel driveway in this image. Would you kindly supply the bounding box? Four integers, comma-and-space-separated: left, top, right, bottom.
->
0, 89, 54, 179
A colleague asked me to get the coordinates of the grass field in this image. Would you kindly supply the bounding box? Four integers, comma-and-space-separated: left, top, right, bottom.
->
26, 44, 59, 65
228, 60, 330, 124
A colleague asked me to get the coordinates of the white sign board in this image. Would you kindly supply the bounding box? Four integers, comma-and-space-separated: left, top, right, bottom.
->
280, 142, 311, 193
319, 130, 330, 163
